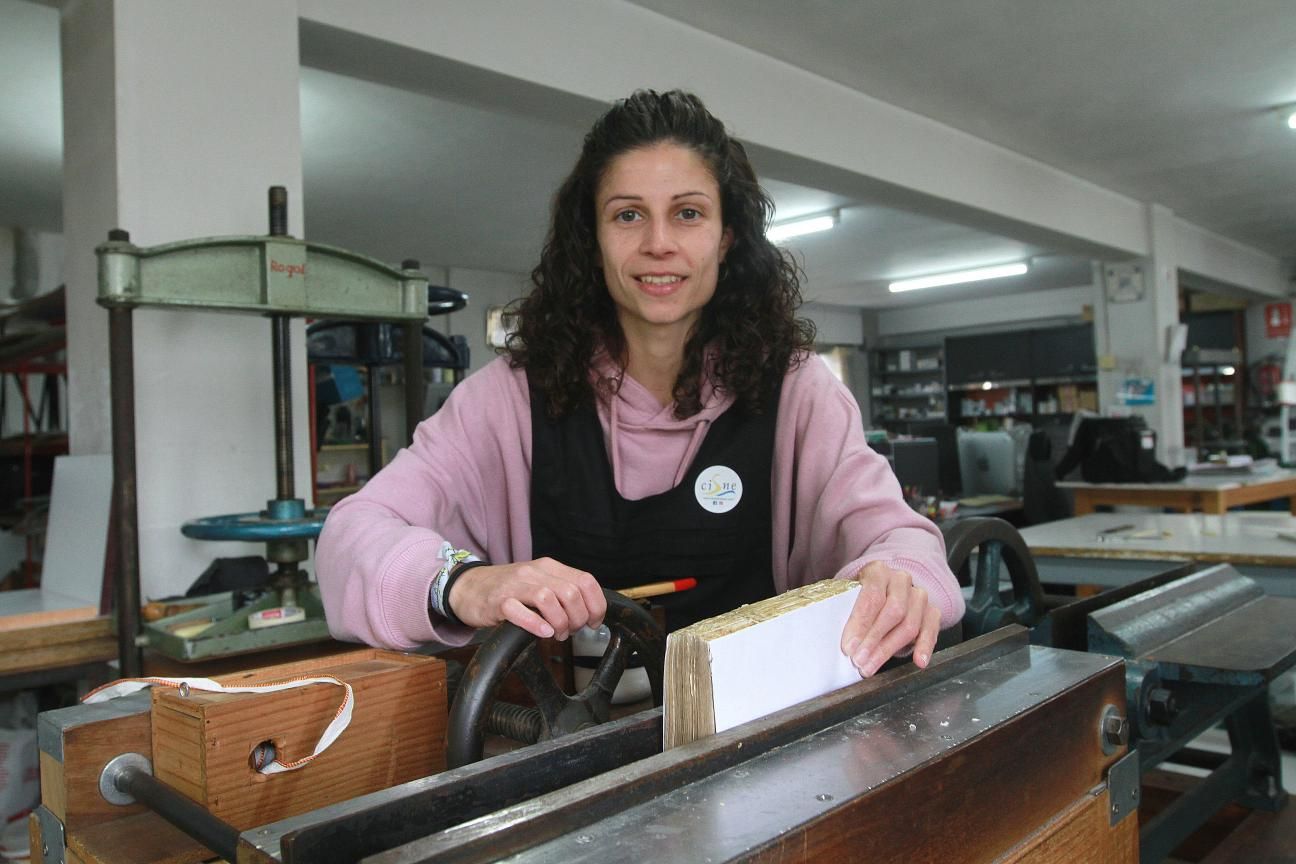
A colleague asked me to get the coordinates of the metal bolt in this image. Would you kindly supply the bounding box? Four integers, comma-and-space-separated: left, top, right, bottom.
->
268, 186, 289, 236
1102, 709, 1129, 748
1148, 687, 1178, 725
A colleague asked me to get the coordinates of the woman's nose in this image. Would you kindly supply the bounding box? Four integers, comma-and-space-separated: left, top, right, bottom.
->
640, 218, 677, 255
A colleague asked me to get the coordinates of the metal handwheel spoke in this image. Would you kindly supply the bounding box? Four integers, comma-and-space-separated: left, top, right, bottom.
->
584, 631, 631, 706
446, 590, 666, 768
942, 517, 1046, 639
971, 539, 1004, 609
512, 645, 571, 728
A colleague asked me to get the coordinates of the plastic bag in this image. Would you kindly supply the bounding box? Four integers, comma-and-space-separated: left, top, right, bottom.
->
0, 691, 40, 828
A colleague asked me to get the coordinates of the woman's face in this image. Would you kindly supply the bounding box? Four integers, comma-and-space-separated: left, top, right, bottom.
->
594, 142, 733, 347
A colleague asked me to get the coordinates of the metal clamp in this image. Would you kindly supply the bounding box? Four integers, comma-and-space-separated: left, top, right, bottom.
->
99, 752, 153, 805
36, 805, 66, 864
1106, 748, 1140, 826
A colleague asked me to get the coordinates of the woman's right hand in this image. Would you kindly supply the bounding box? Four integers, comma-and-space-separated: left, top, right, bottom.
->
446, 558, 606, 640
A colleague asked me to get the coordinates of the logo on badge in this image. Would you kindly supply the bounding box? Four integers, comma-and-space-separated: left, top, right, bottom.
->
694, 465, 742, 513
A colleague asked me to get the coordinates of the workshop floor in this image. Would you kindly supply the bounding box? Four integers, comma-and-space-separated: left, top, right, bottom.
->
1161, 730, 1296, 864
1162, 724, 1296, 785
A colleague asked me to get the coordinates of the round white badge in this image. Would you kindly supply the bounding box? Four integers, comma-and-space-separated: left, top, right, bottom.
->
694, 465, 743, 514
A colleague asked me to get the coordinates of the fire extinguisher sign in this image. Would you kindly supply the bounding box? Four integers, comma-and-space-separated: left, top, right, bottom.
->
1265, 302, 1291, 339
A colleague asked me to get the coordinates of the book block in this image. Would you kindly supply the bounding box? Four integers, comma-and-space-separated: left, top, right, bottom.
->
664, 579, 861, 749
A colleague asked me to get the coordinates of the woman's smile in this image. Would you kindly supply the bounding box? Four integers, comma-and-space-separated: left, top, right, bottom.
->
636, 273, 687, 296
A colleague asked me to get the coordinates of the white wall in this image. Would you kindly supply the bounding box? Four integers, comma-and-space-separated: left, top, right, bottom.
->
878, 284, 1096, 341
15, 229, 63, 300
1177, 217, 1289, 299
444, 267, 531, 374
0, 227, 64, 303
803, 302, 864, 347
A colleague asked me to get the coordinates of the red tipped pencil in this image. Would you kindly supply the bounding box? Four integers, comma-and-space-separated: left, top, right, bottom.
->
618, 578, 698, 600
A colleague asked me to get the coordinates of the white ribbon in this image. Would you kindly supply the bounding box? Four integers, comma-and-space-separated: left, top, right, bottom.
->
83, 675, 353, 775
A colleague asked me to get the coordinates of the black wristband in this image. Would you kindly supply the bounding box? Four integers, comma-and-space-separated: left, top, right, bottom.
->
440, 559, 492, 627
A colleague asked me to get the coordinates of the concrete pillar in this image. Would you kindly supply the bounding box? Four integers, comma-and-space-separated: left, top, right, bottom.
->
1094, 205, 1186, 466
61, 0, 309, 599
0, 228, 15, 301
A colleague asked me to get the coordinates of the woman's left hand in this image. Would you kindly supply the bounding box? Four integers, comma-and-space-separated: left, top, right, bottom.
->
840, 561, 941, 678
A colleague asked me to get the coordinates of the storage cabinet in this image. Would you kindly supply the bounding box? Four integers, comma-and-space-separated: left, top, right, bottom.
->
944, 332, 1033, 386
869, 346, 945, 427
946, 324, 1097, 428
1029, 324, 1098, 420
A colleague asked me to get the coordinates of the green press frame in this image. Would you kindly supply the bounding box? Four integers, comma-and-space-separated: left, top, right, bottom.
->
97, 187, 430, 675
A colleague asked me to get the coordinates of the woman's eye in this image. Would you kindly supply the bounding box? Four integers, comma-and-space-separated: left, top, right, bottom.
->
614, 210, 641, 223
678, 207, 701, 220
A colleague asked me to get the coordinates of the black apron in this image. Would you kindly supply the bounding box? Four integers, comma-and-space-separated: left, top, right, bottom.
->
530, 380, 779, 631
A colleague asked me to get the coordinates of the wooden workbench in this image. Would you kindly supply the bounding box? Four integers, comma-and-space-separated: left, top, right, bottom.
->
0, 616, 115, 692
1058, 469, 1296, 515
1019, 511, 1296, 596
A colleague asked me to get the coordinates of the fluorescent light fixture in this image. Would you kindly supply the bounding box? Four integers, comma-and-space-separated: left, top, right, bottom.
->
1221, 365, 1236, 376
888, 262, 1029, 293
767, 211, 838, 243
1288, 110, 1296, 130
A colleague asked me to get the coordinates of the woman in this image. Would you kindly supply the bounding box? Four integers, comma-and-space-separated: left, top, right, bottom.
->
316, 90, 963, 678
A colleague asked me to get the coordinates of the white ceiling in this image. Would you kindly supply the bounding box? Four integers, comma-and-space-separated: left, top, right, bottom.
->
629, 0, 1296, 261
2, 0, 1292, 311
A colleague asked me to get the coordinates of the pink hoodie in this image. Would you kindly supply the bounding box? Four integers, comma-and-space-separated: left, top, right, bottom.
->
315, 353, 964, 649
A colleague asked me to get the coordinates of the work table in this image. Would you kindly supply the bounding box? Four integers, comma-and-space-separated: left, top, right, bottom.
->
1020, 511, 1296, 597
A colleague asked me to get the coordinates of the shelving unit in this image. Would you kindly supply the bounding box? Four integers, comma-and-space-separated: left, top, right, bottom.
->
948, 380, 1033, 423
314, 441, 387, 505
0, 288, 68, 587
307, 317, 469, 506
870, 345, 945, 427
1182, 347, 1244, 453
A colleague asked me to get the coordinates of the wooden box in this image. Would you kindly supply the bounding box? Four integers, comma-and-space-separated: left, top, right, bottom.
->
150, 648, 446, 829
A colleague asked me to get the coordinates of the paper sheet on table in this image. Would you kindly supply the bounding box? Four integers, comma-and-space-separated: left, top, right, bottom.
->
0, 454, 111, 629
708, 584, 861, 734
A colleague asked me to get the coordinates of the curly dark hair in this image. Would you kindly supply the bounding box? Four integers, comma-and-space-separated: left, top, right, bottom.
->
507, 89, 815, 418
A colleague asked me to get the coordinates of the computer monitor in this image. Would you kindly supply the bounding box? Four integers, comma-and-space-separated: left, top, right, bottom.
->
957, 430, 1018, 497
891, 438, 942, 499
885, 421, 961, 498
924, 423, 961, 498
